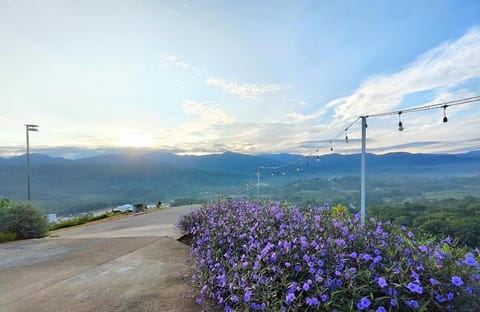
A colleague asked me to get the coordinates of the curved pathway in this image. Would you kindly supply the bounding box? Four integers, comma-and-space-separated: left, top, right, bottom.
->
0, 205, 200, 312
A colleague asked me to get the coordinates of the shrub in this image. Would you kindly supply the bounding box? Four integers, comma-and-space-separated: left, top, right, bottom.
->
179, 201, 480, 311
0, 232, 17, 243
0, 200, 48, 239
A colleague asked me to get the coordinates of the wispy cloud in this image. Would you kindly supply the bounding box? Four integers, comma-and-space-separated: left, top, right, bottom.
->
159, 52, 202, 76
206, 78, 289, 99
328, 27, 480, 120
181, 100, 235, 124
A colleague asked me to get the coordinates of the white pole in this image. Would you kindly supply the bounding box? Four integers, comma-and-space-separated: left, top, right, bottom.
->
257, 168, 260, 199
360, 116, 367, 224
26, 126, 30, 201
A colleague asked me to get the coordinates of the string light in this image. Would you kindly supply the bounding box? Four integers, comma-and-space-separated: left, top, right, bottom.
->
253, 95, 479, 199
398, 111, 404, 131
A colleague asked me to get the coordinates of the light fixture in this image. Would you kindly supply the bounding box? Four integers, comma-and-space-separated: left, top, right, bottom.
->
443, 105, 448, 123
345, 130, 349, 143
398, 112, 404, 131
330, 140, 333, 152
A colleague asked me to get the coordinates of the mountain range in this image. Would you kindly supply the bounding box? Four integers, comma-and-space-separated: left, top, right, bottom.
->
0, 150, 479, 214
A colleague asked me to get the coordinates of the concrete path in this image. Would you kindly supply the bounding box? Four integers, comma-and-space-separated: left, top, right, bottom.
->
0, 205, 203, 312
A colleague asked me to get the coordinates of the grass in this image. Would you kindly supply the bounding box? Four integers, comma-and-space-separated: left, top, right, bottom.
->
0, 232, 17, 243
49, 211, 124, 231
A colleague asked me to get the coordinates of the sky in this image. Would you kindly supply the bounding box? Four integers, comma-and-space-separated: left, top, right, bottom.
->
1, 0, 479, 158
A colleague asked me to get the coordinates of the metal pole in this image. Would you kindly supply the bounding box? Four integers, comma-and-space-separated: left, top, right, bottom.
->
257, 168, 260, 200
25, 124, 38, 202
26, 126, 30, 201
360, 116, 367, 224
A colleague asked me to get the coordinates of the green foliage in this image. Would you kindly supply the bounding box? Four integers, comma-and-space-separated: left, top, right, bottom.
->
371, 196, 480, 247
331, 204, 349, 218
0, 232, 17, 243
0, 200, 48, 239
170, 198, 206, 207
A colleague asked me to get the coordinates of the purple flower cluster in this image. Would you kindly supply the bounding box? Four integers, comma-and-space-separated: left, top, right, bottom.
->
179, 200, 480, 311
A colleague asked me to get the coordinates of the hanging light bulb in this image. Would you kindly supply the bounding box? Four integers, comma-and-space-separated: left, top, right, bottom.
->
330, 140, 334, 152
345, 131, 349, 143
443, 105, 448, 123
316, 155, 320, 162
398, 112, 404, 131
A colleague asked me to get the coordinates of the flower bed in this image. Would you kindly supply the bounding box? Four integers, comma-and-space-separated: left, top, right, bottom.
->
178, 201, 480, 311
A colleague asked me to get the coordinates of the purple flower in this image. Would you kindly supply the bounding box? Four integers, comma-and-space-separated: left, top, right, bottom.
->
407, 231, 414, 238
250, 303, 267, 310
407, 282, 423, 294
376, 307, 387, 312
378, 277, 387, 288
411, 270, 419, 280
390, 298, 398, 307
447, 292, 454, 300
286, 292, 295, 305
350, 251, 358, 259
452, 276, 464, 287
303, 282, 310, 291
429, 278, 440, 286
405, 300, 419, 309
419, 244, 428, 252
244, 290, 252, 302
335, 238, 346, 247
436, 294, 447, 303
357, 297, 371, 310
321, 294, 329, 302
195, 298, 203, 304
465, 253, 478, 266
300, 236, 309, 248
306, 297, 319, 306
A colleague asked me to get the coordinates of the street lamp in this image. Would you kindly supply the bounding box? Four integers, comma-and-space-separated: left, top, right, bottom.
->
25, 124, 38, 201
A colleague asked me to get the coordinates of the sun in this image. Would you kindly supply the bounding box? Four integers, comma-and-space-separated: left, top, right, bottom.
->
115, 130, 154, 148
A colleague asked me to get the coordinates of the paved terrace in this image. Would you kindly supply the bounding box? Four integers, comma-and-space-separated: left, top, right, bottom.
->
0, 205, 202, 312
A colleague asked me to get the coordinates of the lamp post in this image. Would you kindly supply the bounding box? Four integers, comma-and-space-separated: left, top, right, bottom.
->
25, 124, 38, 201
360, 117, 367, 225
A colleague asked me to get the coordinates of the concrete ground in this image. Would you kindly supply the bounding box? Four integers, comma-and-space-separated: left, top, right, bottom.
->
0, 205, 205, 312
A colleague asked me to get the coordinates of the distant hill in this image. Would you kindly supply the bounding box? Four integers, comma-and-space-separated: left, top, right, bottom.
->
0, 150, 479, 215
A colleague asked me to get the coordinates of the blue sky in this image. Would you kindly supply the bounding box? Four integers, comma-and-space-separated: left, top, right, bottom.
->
0, 0, 479, 158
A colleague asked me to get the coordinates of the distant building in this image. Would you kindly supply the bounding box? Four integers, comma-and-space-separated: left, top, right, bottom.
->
47, 214, 58, 223
133, 203, 146, 213
113, 204, 133, 212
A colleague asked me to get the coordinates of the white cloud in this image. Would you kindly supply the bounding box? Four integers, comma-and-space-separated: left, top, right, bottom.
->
181, 100, 235, 124
206, 78, 289, 99
328, 27, 480, 120
159, 52, 202, 76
